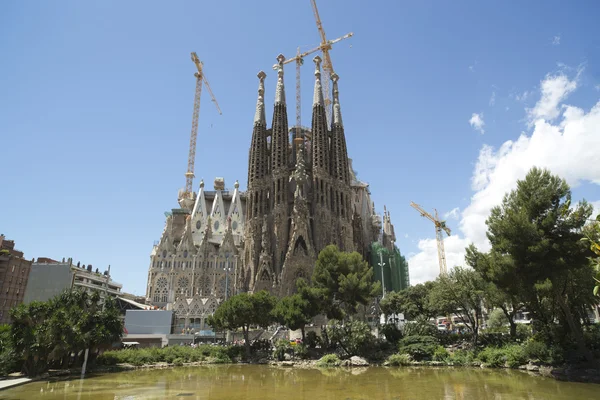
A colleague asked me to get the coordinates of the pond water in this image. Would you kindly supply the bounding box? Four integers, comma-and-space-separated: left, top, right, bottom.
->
1, 365, 598, 400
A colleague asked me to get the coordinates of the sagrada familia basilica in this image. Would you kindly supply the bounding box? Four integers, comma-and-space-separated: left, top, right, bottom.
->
145, 55, 408, 332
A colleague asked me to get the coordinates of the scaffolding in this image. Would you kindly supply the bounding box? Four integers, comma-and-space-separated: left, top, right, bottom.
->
369, 242, 410, 294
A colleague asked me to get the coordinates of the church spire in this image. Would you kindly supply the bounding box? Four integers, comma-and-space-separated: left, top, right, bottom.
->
331, 73, 343, 127
274, 54, 286, 105
313, 55, 324, 106
254, 71, 267, 126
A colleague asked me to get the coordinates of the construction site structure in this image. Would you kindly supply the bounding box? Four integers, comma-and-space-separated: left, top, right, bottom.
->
178, 52, 222, 211
410, 201, 452, 276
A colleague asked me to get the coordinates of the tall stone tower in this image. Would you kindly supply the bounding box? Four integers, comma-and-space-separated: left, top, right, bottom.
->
242, 55, 357, 296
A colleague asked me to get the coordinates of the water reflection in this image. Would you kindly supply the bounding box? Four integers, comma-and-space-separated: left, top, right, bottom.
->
1, 365, 597, 400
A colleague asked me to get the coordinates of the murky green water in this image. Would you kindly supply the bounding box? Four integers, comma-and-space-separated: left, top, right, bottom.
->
1, 365, 598, 399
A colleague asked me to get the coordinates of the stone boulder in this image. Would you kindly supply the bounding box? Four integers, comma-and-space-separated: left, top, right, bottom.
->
349, 356, 369, 366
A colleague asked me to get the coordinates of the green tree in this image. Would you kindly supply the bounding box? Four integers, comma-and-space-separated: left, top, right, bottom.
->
311, 245, 381, 319
272, 278, 322, 341
581, 215, 600, 296
207, 290, 277, 357
465, 245, 525, 338
429, 266, 487, 345
484, 167, 596, 363
10, 289, 122, 376
380, 282, 437, 321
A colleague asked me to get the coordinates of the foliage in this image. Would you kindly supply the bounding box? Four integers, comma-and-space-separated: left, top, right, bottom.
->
482, 167, 597, 362
380, 282, 437, 320
325, 319, 375, 357
447, 349, 475, 366
207, 290, 277, 357
273, 283, 320, 340
316, 353, 341, 367
397, 335, 438, 361
380, 323, 403, 344
432, 346, 449, 362
581, 215, 600, 296
521, 339, 562, 365
311, 245, 381, 319
486, 309, 509, 332
385, 353, 413, 366
272, 339, 292, 361
305, 331, 319, 349
429, 267, 487, 345
402, 315, 439, 337
477, 347, 506, 367
0, 324, 17, 375
98, 344, 241, 366
10, 289, 122, 376
293, 343, 309, 359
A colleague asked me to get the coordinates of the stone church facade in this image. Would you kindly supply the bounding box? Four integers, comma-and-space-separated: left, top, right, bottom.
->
145, 55, 390, 331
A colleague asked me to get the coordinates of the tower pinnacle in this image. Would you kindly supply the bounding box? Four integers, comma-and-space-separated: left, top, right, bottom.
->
313, 56, 324, 107
331, 73, 343, 127
254, 71, 267, 126
275, 54, 286, 105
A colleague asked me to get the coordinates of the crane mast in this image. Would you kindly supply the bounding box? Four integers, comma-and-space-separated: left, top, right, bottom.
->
410, 201, 452, 276
310, 0, 341, 127
180, 52, 222, 209
276, 32, 353, 141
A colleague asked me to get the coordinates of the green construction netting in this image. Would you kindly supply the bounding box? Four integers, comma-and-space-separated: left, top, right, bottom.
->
369, 242, 410, 293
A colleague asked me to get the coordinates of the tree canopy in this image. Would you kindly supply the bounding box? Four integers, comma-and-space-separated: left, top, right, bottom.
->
311, 245, 381, 319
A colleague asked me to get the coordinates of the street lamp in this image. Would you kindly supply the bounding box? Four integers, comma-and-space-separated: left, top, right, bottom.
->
224, 253, 233, 343
378, 249, 386, 299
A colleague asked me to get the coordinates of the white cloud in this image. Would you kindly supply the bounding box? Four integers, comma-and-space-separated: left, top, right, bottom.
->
591, 200, 600, 216
516, 91, 530, 102
595, 84, 600, 92
489, 91, 496, 106
444, 207, 460, 220
469, 65, 475, 72
527, 73, 577, 125
409, 71, 600, 284
404, 233, 409, 238
469, 113, 485, 134
552, 35, 561, 46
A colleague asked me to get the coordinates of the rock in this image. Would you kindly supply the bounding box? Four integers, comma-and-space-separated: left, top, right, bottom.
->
283, 353, 292, 361
526, 363, 540, 372
280, 361, 294, 367
349, 356, 369, 366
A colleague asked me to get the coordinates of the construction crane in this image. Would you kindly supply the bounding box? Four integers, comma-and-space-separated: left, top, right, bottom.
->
310, 0, 348, 126
179, 52, 222, 209
410, 201, 452, 276
275, 32, 353, 142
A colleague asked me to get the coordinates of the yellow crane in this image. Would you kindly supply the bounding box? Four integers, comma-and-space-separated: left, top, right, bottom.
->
180, 52, 222, 209
410, 201, 452, 276
275, 32, 353, 141
310, 0, 348, 126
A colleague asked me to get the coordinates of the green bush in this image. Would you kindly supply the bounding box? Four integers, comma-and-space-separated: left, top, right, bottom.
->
381, 323, 403, 344
397, 335, 438, 361
385, 353, 412, 366
294, 343, 309, 359
477, 347, 505, 367
316, 353, 341, 367
273, 339, 292, 361
97, 345, 238, 366
432, 346, 449, 362
172, 357, 184, 366
305, 331, 319, 349
326, 319, 376, 357
447, 349, 475, 366
503, 344, 526, 368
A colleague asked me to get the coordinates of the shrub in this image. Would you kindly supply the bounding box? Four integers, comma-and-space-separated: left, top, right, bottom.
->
432, 346, 449, 362
522, 340, 549, 363
294, 343, 309, 359
397, 335, 438, 361
273, 339, 292, 361
477, 347, 505, 367
316, 353, 341, 367
503, 344, 526, 368
305, 331, 319, 349
381, 323, 403, 344
172, 357, 184, 366
326, 319, 376, 357
447, 349, 475, 366
385, 353, 412, 366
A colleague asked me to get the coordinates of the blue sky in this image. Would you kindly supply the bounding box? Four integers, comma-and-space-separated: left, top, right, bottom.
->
2, 0, 599, 295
